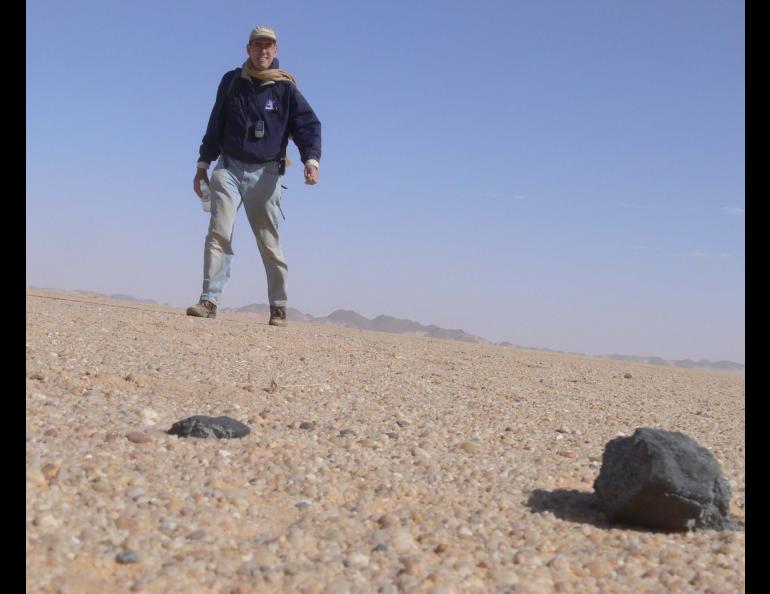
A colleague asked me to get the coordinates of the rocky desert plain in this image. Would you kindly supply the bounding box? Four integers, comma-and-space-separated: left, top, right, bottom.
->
25, 288, 745, 594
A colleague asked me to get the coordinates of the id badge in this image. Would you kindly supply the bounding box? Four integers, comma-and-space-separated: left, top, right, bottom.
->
254, 120, 265, 139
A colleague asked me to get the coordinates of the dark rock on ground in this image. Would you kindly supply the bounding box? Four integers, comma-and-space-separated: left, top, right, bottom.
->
167, 415, 251, 439
593, 427, 735, 531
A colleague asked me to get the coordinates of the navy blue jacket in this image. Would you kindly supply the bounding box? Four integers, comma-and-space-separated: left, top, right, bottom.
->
198, 60, 321, 166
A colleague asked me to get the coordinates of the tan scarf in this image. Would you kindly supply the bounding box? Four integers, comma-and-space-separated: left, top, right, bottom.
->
242, 59, 297, 86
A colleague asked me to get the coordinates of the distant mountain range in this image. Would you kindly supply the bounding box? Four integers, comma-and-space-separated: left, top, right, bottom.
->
105, 293, 159, 305
222, 303, 744, 372
222, 304, 481, 343
41, 288, 744, 372
71, 290, 171, 307
596, 354, 744, 373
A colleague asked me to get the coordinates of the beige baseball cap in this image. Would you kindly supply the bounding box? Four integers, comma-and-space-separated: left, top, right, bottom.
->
249, 26, 277, 43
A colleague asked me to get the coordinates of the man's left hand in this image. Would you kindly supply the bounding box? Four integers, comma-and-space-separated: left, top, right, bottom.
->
304, 164, 319, 185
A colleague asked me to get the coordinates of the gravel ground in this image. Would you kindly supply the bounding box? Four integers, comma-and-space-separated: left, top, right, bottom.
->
26, 288, 745, 594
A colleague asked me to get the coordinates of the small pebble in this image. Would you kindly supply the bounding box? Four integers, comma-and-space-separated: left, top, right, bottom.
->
27, 467, 46, 487
401, 557, 422, 575
115, 515, 138, 531
490, 569, 520, 587
585, 560, 612, 576
347, 552, 369, 568
141, 408, 159, 425
41, 462, 61, 481
125, 431, 152, 444
391, 529, 419, 553
252, 549, 278, 567
378, 514, 399, 528
115, 550, 138, 564
36, 514, 61, 531
513, 580, 549, 594
187, 529, 206, 540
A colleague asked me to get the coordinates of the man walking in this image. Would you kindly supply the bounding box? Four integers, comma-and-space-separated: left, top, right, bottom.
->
188, 25, 321, 326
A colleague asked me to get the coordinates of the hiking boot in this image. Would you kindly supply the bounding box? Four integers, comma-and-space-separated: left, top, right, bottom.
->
186, 299, 217, 318
269, 305, 287, 327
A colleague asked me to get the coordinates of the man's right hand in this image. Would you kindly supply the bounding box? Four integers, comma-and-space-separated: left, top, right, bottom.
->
194, 169, 209, 198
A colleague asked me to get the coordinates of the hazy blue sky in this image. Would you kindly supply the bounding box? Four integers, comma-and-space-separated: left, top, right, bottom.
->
26, 0, 744, 363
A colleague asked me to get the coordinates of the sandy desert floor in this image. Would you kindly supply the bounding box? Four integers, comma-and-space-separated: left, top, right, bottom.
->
26, 288, 745, 594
